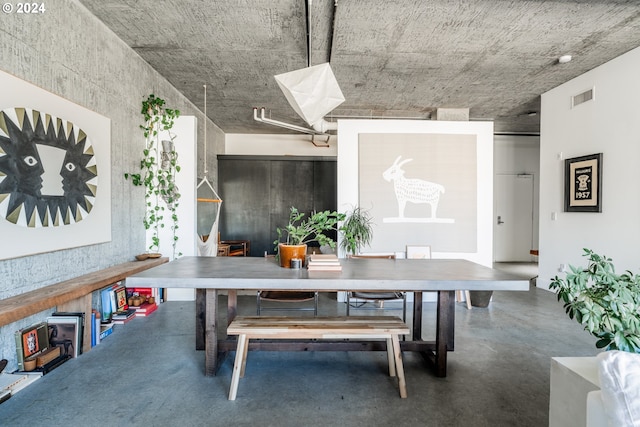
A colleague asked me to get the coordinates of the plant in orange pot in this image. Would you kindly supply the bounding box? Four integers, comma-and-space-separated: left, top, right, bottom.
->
273, 207, 345, 268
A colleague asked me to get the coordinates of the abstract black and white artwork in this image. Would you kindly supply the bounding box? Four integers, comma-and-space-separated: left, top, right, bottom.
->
0, 108, 97, 227
0, 70, 111, 260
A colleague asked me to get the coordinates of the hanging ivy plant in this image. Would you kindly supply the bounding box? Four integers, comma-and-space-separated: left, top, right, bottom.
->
125, 94, 181, 257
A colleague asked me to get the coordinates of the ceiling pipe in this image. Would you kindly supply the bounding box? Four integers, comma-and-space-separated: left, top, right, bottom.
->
311, 118, 338, 133
253, 107, 325, 135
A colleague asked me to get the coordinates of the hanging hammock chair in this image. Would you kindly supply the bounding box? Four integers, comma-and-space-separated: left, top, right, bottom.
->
196, 176, 222, 256
195, 84, 223, 256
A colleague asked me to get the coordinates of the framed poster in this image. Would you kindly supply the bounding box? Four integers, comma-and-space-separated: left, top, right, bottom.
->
564, 153, 602, 212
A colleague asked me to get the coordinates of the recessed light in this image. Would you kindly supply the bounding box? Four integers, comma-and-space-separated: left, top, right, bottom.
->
558, 55, 572, 64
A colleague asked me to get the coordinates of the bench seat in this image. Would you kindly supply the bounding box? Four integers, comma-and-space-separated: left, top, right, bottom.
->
226, 315, 410, 400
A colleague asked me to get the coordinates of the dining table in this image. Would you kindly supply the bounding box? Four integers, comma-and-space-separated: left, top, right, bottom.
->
126, 256, 530, 377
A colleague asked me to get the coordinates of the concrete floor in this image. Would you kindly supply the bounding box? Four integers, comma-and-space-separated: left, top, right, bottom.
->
0, 263, 599, 427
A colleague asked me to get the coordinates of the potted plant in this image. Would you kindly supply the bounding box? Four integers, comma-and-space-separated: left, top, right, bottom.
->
549, 248, 640, 353
339, 205, 374, 256
125, 94, 181, 257
273, 207, 345, 268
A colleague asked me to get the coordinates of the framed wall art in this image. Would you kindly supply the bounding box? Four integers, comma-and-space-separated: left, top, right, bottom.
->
564, 153, 602, 212
0, 70, 111, 260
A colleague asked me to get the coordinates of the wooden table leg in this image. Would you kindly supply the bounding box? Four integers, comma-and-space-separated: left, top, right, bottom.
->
195, 289, 206, 351
413, 291, 423, 341
434, 290, 454, 377
205, 289, 218, 376
227, 290, 237, 325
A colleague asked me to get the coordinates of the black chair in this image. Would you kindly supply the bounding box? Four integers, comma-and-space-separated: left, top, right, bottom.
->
345, 254, 406, 322
256, 291, 318, 315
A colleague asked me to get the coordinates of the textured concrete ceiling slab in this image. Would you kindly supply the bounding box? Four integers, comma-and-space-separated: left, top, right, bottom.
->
79, 0, 640, 134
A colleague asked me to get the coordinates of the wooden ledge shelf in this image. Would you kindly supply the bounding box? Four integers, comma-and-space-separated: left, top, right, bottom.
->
0, 257, 169, 328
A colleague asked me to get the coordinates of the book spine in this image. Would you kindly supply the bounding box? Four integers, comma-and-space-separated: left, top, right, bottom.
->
100, 289, 112, 321
14, 331, 24, 371
91, 312, 96, 347
99, 327, 113, 340
135, 304, 158, 317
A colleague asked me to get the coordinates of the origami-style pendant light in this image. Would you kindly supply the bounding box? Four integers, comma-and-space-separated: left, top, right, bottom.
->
274, 62, 345, 133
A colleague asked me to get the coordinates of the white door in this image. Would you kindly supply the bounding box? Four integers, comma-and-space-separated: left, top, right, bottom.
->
494, 174, 534, 262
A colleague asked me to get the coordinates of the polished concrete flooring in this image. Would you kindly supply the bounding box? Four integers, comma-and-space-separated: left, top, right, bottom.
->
0, 263, 599, 427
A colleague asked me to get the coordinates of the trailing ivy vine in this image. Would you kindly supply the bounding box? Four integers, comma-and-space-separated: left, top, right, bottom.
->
125, 94, 181, 257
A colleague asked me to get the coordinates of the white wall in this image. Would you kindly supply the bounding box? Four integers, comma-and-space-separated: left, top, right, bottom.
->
155, 116, 197, 301
538, 46, 640, 290
226, 133, 337, 156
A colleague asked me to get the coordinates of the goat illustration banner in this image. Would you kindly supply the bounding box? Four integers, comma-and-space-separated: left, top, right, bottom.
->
0, 70, 111, 260
359, 133, 477, 253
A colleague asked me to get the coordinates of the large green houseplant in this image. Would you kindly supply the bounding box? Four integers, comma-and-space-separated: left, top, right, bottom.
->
125, 94, 181, 257
273, 207, 345, 267
549, 248, 640, 353
339, 205, 374, 256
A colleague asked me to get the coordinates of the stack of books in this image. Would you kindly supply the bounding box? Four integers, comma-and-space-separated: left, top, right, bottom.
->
133, 302, 158, 317
307, 254, 342, 271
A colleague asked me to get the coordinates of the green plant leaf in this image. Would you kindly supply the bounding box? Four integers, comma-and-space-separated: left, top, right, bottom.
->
550, 249, 640, 354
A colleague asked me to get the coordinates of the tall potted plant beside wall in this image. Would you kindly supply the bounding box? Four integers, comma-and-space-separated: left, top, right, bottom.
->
125, 94, 181, 258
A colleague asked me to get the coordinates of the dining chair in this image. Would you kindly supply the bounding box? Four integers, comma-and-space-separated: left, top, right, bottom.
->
256, 291, 318, 315
256, 254, 318, 315
345, 254, 406, 322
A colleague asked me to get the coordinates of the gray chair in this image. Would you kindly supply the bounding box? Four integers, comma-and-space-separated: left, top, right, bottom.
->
345, 254, 406, 322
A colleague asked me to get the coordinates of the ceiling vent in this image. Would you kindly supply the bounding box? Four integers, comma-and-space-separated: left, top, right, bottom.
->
571, 88, 594, 108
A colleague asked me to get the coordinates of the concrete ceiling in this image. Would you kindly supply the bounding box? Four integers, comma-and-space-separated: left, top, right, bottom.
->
79, 0, 640, 134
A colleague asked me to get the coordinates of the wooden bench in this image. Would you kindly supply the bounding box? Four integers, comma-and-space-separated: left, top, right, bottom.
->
226, 315, 410, 400
0, 257, 168, 353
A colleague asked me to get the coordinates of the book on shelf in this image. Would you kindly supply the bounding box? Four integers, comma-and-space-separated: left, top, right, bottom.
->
14, 322, 49, 371
109, 283, 137, 321
37, 354, 71, 375
134, 302, 158, 317
112, 313, 135, 325
0, 371, 40, 396
47, 315, 82, 358
99, 323, 114, 340
51, 311, 85, 355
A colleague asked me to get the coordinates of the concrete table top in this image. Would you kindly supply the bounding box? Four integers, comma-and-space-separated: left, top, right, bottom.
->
127, 256, 530, 292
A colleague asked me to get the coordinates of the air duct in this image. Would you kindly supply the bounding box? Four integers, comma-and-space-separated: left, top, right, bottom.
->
253, 107, 324, 135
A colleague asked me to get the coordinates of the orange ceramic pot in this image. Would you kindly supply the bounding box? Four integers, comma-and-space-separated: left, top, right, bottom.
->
278, 243, 307, 268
